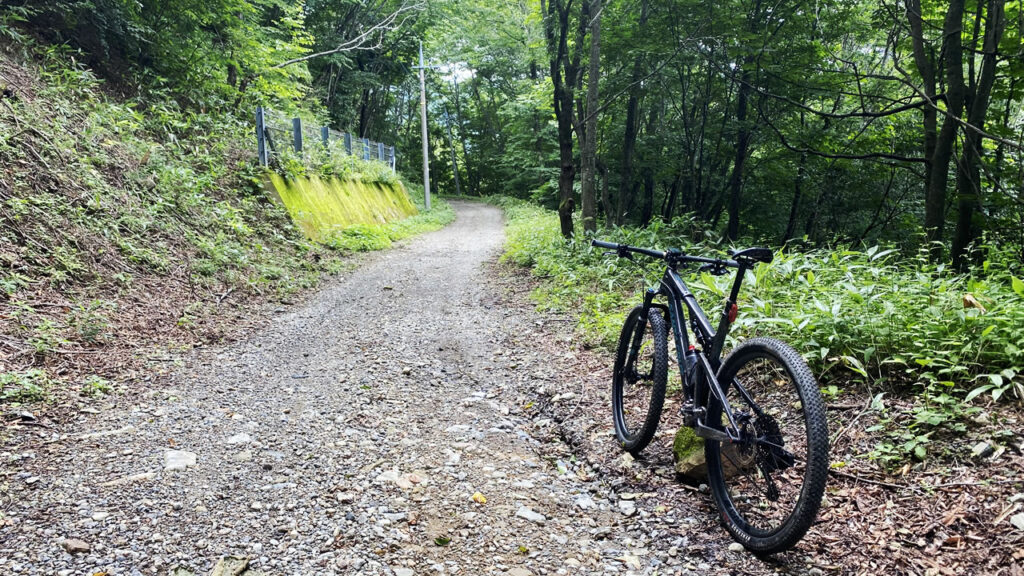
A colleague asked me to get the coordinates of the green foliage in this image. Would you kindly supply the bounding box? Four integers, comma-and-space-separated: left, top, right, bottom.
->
80, 375, 114, 397
496, 197, 1024, 402
0, 369, 52, 404
27, 0, 313, 107
68, 300, 113, 344
865, 385, 980, 469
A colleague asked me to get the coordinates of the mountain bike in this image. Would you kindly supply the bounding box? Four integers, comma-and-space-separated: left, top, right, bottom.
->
591, 239, 828, 554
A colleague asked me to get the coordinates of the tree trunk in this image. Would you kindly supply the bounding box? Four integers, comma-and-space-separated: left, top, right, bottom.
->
615, 0, 648, 225
663, 173, 681, 224
952, 0, 1006, 269
906, 0, 938, 203
920, 0, 967, 260
639, 104, 659, 227
544, 0, 587, 238
580, 0, 602, 233
782, 150, 807, 244
598, 161, 613, 229
725, 65, 752, 241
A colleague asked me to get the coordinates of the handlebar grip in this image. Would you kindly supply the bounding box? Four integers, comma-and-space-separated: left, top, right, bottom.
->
591, 240, 619, 250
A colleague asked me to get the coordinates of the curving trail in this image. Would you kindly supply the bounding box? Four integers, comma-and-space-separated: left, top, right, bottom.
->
1, 202, 781, 576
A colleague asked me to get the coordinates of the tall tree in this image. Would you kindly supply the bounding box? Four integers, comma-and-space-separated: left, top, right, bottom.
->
580, 0, 602, 233
544, 0, 589, 238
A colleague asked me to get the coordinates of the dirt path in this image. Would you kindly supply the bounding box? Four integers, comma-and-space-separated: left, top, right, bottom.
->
2, 202, 800, 576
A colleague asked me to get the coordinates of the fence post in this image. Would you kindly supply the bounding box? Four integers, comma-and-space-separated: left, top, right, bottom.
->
377, 142, 384, 161
255, 106, 268, 167
292, 118, 303, 152
389, 146, 396, 173
362, 138, 370, 161
344, 133, 352, 155
321, 126, 329, 147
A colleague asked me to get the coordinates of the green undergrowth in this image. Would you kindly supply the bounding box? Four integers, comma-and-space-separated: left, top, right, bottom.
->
496, 197, 1024, 404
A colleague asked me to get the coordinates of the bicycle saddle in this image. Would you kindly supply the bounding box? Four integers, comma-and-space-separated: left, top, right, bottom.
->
730, 247, 774, 264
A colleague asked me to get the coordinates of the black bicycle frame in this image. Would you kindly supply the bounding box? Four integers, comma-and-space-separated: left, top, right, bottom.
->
640, 262, 755, 443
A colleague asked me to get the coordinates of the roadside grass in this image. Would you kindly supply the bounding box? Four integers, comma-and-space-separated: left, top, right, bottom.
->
494, 196, 1024, 466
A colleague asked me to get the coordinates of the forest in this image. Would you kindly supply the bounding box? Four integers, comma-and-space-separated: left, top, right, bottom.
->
6, 0, 1020, 260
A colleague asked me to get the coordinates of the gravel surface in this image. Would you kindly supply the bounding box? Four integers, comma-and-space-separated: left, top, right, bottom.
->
0, 203, 732, 576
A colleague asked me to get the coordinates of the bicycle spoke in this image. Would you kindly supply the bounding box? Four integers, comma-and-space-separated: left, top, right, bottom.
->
710, 353, 813, 535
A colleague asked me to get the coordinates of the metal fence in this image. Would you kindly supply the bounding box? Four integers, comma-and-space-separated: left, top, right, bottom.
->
255, 106, 396, 173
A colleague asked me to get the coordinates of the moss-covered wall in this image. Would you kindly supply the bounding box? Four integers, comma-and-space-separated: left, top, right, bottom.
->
266, 172, 417, 240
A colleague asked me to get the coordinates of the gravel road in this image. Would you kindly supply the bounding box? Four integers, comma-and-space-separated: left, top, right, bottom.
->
1, 202, 778, 576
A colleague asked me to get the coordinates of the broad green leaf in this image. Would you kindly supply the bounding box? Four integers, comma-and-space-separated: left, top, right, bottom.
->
964, 385, 992, 403
1012, 277, 1024, 297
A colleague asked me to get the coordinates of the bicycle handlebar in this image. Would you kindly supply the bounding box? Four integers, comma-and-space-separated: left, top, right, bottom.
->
591, 239, 741, 268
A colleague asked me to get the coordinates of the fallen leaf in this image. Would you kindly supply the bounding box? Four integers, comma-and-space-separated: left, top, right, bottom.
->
471, 491, 487, 504
434, 536, 451, 546
963, 293, 987, 313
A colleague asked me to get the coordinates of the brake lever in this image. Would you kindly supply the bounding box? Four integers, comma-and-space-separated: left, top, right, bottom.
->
605, 250, 633, 260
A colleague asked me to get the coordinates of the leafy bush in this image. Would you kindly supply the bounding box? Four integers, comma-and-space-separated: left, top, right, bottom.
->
496, 197, 1024, 402
0, 369, 52, 404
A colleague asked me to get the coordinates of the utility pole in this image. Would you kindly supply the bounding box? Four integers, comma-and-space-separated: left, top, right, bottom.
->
415, 41, 431, 211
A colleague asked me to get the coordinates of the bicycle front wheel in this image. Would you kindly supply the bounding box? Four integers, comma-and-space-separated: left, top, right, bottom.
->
611, 305, 668, 454
704, 337, 828, 554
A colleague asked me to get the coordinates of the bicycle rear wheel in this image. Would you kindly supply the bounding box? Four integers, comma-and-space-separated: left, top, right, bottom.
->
704, 337, 828, 554
611, 305, 667, 454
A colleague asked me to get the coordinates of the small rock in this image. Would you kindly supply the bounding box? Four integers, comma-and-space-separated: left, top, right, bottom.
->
210, 556, 249, 576
618, 500, 636, 517
91, 512, 110, 521
394, 569, 414, 576
232, 450, 253, 462
164, 450, 197, 472
507, 568, 533, 576
515, 506, 545, 524
1010, 512, 1024, 531
61, 538, 90, 554
575, 495, 596, 510
972, 441, 995, 458
728, 542, 745, 553
226, 433, 252, 445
